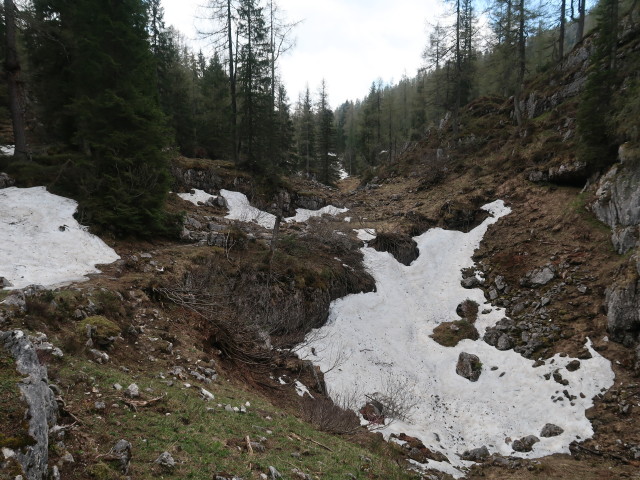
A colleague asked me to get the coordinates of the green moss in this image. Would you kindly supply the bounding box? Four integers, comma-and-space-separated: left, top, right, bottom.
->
0, 433, 37, 449
86, 462, 120, 480
76, 316, 121, 346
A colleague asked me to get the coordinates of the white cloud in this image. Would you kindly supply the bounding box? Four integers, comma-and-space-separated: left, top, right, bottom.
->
161, 0, 446, 107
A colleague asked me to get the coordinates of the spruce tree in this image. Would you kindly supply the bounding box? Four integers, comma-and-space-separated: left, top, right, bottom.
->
28, 0, 173, 236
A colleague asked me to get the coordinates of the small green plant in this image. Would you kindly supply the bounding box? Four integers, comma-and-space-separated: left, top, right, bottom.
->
76, 316, 121, 348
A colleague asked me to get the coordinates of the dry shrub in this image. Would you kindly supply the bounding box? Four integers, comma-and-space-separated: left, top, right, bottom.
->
431, 320, 480, 347
456, 299, 479, 322
300, 395, 360, 435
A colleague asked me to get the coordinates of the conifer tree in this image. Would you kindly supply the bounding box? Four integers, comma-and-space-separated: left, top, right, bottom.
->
28, 0, 173, 235
3, 0, 27, 159
316, 79, 336, 185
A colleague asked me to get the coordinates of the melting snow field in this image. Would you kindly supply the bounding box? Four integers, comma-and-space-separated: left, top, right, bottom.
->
285, 205, 348, 223
0, 187, 120, 289
177, 189, 217, 205
300, 200, 614, 477
220, 189, 276, 229
215, 189, 348, 229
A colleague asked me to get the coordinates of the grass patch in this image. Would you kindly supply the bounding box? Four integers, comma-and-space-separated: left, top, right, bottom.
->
54, 359, 418, 480
431, 320, 480, 347
569, 191, 612, 234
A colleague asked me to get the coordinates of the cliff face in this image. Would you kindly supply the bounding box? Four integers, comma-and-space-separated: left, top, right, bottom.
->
591, 154, 640, 351
592, 153, 640, 255
1, 330, 58, 480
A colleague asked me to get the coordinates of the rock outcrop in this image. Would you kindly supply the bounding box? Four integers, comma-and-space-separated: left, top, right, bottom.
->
1, 330, 58, 480
605, 260, 640, 346
592, 158, 640, 254
0, 172, 15, 189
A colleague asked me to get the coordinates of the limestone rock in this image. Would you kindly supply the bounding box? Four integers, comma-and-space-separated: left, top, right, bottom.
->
461, 445, 490, 462
540, 423, 564, 437
496, 334, 514, 351
0, 172, 15, 189
456, 352, 482, 382
125, 383, 140, 398
592, 162, 640, 254
512, 435, 539, 452
605, 272, 640, 346
461, 276, 482, 288
269, 466, 282, 479
110, 439, 132, 474
521, 266, 555, 288
155, 451, 176, 470
0, 330, 58, 480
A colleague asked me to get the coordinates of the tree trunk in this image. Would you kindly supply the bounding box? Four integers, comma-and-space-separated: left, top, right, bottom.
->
4, 0, 28, 160
559, 0, 566, 60
515, 0, 526, 127
577, 0, 585, 41
227, 0, 238, 165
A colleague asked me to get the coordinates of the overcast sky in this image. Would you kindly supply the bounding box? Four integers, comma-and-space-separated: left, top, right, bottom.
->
162, 0, 446, 108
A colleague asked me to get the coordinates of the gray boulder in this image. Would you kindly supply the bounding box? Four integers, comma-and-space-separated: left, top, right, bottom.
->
155, 451, 176, 470
0, 330, 58, 480
460, 445, 490, 462
111, 439, 132, 474
0, 172, 15, 189
512, 435, 539, 452
519, 266, 555, 288
456, 352, 482, 382
496, 334, 514, 351
540, 423, 564, 437
461, 276, 481, 288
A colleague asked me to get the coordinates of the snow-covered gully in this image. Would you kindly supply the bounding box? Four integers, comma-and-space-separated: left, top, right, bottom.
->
300, 200, 615, 478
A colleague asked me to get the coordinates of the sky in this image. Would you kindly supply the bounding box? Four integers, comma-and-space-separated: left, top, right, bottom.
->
162, 0, 447, 108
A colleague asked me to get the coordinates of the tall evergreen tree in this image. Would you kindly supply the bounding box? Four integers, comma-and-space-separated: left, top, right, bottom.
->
316, 79, 336, 184
577, 0, 620, 170
28, 0, 173, 235
236, 0, 272, 172
3, 0, 27, 159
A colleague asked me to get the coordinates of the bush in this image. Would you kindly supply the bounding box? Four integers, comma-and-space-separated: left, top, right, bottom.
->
300, 396, 360, 435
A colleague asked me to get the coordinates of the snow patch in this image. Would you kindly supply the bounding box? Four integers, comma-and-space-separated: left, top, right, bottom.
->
0, 187, 120, 289
294, 380, 314, 398
220, 189, 276, 229
300, 200, 614, 476
0, 145, 15, 156
285, 205, 348, 223
177, 189, 216, 205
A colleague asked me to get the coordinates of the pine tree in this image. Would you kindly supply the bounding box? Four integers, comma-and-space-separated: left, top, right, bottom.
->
236, 0, 272, 172
577, 0, 620, 170
3, 0, 28, 159
316, 79, 336, 185
28, 0, 174, 235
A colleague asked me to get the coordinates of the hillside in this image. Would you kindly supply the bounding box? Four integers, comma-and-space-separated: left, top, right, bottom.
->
2, 14, 640, 480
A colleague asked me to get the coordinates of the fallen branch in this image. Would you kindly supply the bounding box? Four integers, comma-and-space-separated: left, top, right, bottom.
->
55, 396, 84, 425
246, 435, 254, 456
574, 444, 628, 463
121, 394, 165, 412
290, 432, 333, 452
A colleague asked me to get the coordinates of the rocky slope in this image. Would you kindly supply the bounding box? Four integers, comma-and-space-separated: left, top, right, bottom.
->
2, 16, 640, 480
